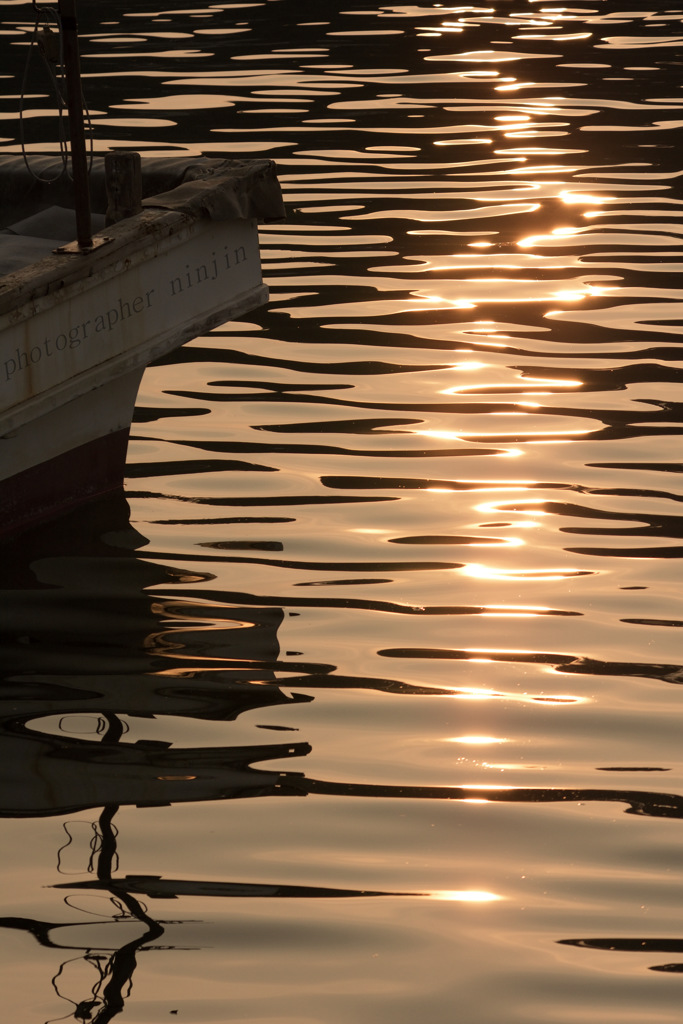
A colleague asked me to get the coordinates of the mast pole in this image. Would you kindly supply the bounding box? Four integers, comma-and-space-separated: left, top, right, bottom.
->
58, 0, 93, 250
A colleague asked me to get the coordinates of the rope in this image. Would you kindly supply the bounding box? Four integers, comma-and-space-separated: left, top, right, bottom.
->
19, 1, 94, 182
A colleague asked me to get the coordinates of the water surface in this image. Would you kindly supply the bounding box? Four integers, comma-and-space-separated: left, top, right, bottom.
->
2, 2, 683, 1022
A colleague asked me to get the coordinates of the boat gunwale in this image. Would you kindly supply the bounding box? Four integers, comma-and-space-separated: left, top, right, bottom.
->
0, 156, 282, 320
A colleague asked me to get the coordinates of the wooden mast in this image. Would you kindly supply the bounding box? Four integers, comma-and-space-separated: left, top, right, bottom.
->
57, 0, 92, 250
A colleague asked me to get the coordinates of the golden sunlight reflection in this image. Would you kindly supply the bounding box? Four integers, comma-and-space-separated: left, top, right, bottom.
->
415, 429, 461, 441
552, 290, 587, 302
461, 565, 588, 582
447, 736, 509, 745
474, 498, 547, 516
439, 373, 581, 395
418, 426, 592, 442
560, 191, 608, 205
443, 685, 586, 706
423, 295, 476, 310
552, 285, 611, 301
495, 82, 533, 92
447, 360, 489, 373
495, 536, 525, 548
428, 890, 503, 903
516, 231, 566, 248
457, 70, 499, 79
478, 605, 555, 616
452, 684, 496, 694
434, 137, 493, 147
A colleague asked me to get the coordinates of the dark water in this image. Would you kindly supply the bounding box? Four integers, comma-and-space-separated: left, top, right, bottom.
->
3, 2, 683, 1021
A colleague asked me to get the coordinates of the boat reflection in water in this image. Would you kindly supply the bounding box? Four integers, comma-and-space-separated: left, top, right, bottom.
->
0, 498, 413, 1020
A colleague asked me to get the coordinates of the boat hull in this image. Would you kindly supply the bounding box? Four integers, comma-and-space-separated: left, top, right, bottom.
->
0, 367, 139, 534
0, 157, 281, 536
1, 215, 266, 444
1, 427, 130, 534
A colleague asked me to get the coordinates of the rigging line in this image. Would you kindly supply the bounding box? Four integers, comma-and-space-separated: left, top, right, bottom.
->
55, 821, 78, 875
20, 3, 95, 182
46, 951, 108, 1024
20, 4, 68, 181
46, 954, 85, 1023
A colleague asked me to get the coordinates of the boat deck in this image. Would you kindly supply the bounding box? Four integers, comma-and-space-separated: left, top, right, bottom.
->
0, 155, 284, 304
1, 207, 107, 276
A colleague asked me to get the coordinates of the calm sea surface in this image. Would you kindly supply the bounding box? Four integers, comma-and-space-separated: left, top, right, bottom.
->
3, 2, 683, 1021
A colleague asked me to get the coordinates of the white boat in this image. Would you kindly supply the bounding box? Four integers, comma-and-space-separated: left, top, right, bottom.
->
0, 154, 283, 537
0, 0, 283, 537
